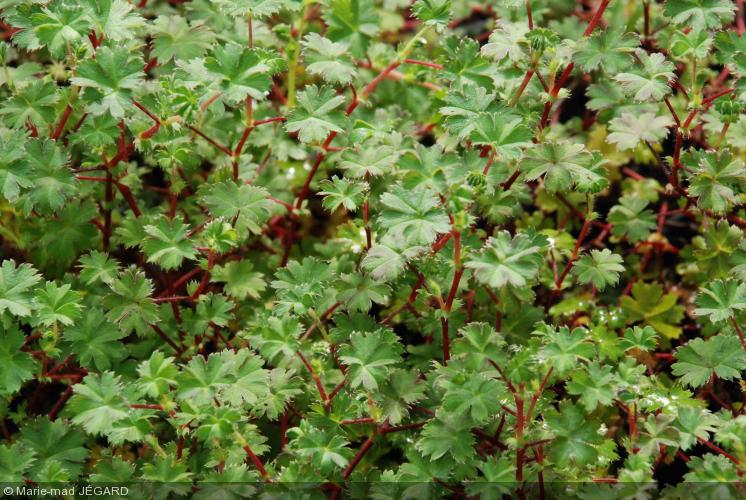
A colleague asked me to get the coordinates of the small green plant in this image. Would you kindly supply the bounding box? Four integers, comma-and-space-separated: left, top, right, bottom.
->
1, 0, 746, 497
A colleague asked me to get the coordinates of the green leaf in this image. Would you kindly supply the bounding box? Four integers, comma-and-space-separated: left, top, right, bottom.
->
212, 260, 267, 300
82, 0, 144, 42
245, 316, 301, 367
620, 326, 658, 351
574, 29, 639, 74
318, 175, 367, 212
664, 0, 736, 31
362, 238, 426, 281
201, 181, 272, 235
288, 421, 352, 473
377, 185, 451, 246
673, 407, 718, 449
441, 374, 504, 423
34, 282, 82, 326
104, 266, 159, 335
412, 0, 452, 26
692, 220, 746, 278
205, 44, 273, 104
323, 0, 379, 59
338, 329, 403, 390
0, 80, 58, 129
0, 325, 37, 396
608, 195, 657, 243
469, 112, 533, 160
71, 46, 144, 118
440, 82, 497, 140
566, 362, 616, 412
452, 322, 505, 367
416, 416, 475, 463
22, 138, 76, 214
142, 218, 198, 270
215, 0, 297, 19
141, 455, 192, 484
636, 413, 679, 455
670, 29, 712, 59
136, 351, 178, 398
466, 230, 548, 289
684, 455, 739, 483
523, 142, 607, 193
714, 31, 746, 77
607, 112, 672, 151
336, 272, 389, 312
28, 0, 91, 58
540, 326, 595, 375
621, 281, 685, 339
63, 310, 127, 370
271, 257, 333, 315
151, 15, 214, 63
694, 279, 746, 322
614, 49, 675, 102
20, 418, 88, 480
0, 259, 42, 318
219, 349, 270, 407
302, 33, 357, 85
545, 401, 603, 467
0, 130, 33, 201
0, 442, 36, 482
338, 142, 397, 178
481, 19, 530, 63
69, 113, 120, 148
672, 334, 746, 387
285, 85, 347, 144
572, 249, 625, 290
69, 372, 130, 436
684, 150, 746, 214
466, 457, 515, 498
176, 353, 231, 406
187, 293, 234, 332
78, 251, 119, 285
375, 369, 426, 425
198, 219, 238, 254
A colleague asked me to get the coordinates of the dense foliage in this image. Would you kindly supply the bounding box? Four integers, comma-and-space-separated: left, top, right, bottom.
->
2, 0, 746, 496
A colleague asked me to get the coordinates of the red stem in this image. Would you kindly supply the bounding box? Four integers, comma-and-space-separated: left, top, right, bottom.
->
114, 182, 142, 217
664, 97, 681, 127
511, 70, 535, 106
697, 437, 741, 465
150, 324, 182, 354
103, 169, 113, 252
243, 443, 270, 479
132, 100, 160, 124
131, 403, 164, 410
402, 58, 443, 70
729, 317, 746, 351
583, 0, 612, 36
515, 394, 525, 482
296, 351, 327, 400
341, 417, 376, 425
527, 367, 553, 421
51, 104, 73, 141
253, 116, 286, 126
556, 216, 592, 288
380, 421, 427, 434
703, 87, 735, 106
361, 62, 401, 98
48, 386, 74, 420
187, 124, 233, 156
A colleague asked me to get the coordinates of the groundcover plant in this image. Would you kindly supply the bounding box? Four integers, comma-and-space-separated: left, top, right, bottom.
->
4, 0, 746, 497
